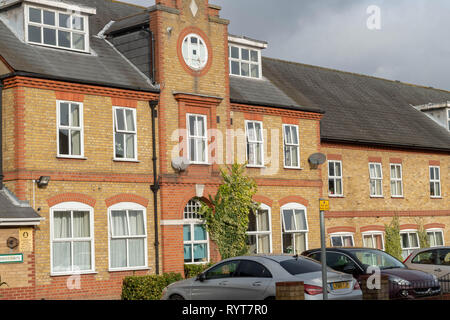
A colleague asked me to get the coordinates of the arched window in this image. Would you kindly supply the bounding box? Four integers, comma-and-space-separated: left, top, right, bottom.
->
183, 199, 209, 264
50, 202, 94, 275
281, 203, 308, 254
247, 203, 272, 254
108, 202, 147, 270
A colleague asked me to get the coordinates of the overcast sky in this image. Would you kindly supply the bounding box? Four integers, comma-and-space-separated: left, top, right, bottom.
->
124, 0, 450, 91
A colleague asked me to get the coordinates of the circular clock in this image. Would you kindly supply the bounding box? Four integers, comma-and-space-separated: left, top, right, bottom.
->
181, 33, 208, 71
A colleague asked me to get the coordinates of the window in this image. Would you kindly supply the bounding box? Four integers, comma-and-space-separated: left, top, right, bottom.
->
280, 258, 323, 275
330, 233, 354, 247
205, 261, 239, 280
438, 249, 450, 266
390, 164, 403, 197
401, 231, 420, 260
427, 230, 444, 247
369, 163, 383, 197
182, 34, 208, 71
187, 114, 208, 164
184, 200, 209, 264
246, 121, 264, 167
229, 45, 261, 79
362, 232, 385, 250
328, 161, 343, 196
429, 166, 441, 198
114, 107, 137, 161
235, 260, 272, 278
109, 203, 147, 270
283, 125, 300, 168
247, 204, 271, 254
26, 6, 88, 52
323, 252, 359, 273
51, 202, 94, 275
57, 101, 83, 157
412, 250, 438, 265
281, 203, 308, 255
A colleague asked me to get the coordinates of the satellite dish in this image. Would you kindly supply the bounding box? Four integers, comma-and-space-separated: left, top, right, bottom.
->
308, 153, 326, 169
171, 157, 190, 172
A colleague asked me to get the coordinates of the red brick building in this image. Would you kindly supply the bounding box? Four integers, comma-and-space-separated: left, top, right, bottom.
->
0, 0, 448, 300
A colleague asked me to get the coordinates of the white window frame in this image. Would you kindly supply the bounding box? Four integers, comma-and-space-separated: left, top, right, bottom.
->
400, 230, 420, 259
113, 106, 138, 161
108, 202, 148, 271
187, 114, 208, 165
247, 203, 272, 254
183, 200, 210, 265
181, 33, 208, 71
362, 231, 385, 251
25, 4, 90, 53
390, 163, 404, 198
330, 232, 355, 247
56, 100, 84, 158
283, 124, 301, 169
229, 44, 262, 79
245, 120, 264, 167
429, 166, 441, 198
369, 162, 383, 197
328, 160, 344, 197
280, 203, 309, 254
427, 228, 445, 248
50, 202, 95, 276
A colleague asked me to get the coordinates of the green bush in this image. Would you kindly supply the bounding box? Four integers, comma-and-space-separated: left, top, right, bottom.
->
121, 272, 183, 300
184, 263, 215, 279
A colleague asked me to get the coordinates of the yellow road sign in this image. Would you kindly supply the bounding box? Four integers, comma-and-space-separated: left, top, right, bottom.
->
320, 200, 330, 211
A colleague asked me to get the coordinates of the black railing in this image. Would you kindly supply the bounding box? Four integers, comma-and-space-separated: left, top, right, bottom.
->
439, 273, 450, 294
389, 275, 450, 300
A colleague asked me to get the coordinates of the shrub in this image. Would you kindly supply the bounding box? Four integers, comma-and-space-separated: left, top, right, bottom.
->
384, 216, 403, 261
184, 263, 215, 279
121, 273, 183, 300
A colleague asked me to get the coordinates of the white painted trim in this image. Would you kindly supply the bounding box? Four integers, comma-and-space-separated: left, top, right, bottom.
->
228, 35, 267, 49
187, 113, 209, 165
107, 202, 148, 271
282, 124, 301, 169
280, 203, 309, 254
56, 100, 84, 158
429, 166, 441, 198
369, 162, 384, 197
160, 219, 185, 226
49, 202, 96, 276
361, 231, 385, 251
389, 163, 404, 198
246, 203, 272, 254
229, 43, 263, 79
24, 0, 96, 15
330, 232, 355, 247
112, 106, 138, 162
328, 160, 344, 197
245, 120, 264, 167
425, 229, 445, 247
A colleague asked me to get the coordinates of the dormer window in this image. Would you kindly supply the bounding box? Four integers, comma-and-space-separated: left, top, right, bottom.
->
228, 35, 267, 79
26, 5, 89, 52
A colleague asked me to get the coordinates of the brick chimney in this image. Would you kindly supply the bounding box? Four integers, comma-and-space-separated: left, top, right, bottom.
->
155, 0, 182, 9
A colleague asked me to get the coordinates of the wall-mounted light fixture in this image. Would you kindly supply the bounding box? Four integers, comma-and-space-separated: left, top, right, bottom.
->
36, 176, 51, 188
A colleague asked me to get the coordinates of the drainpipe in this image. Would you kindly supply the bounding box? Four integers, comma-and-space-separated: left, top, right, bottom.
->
0, 80, 3, 190
149, 100, 160, 274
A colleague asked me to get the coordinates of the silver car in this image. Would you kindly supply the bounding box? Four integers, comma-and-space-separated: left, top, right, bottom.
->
404, 247, 450, 279
161, 255, 362, 300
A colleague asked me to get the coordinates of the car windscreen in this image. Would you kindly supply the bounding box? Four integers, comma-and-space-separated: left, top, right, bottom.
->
280, 258, 323, 275
350, 249, 405, 270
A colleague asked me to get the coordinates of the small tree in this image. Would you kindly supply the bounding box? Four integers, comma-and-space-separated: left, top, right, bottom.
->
199, 163, 259, 260
384, 215, 403, 261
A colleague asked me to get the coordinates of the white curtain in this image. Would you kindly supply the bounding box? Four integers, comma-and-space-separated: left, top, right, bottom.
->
294, 209, 307, 231
54, 211, 71, 238
129, 211, 144, 236
111, 211, 128, 236
294, 233, 306, 254
111, 239, 127, 268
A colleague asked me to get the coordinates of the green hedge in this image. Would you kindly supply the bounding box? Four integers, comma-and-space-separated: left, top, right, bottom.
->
121, 273, 183, 300
184, 263, 215, 279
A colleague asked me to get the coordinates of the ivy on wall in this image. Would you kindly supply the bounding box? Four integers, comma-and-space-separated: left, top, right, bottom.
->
199, 163, 259, 260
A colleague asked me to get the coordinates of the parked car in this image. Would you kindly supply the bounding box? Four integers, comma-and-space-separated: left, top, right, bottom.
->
161, 255, 362, 300
403, 247, 450, 293
302, 248, 441, 299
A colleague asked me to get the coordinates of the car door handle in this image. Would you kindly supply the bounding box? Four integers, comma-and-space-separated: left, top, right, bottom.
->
219, 281, 229, 286
434, 269, 442, 273
252, 281, 262, 287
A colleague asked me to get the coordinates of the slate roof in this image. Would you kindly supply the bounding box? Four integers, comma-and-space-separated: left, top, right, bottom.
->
0, 0, 157, 92
0, 187, 41, 222
260, 57, 450, 152
106, 11, 150, 35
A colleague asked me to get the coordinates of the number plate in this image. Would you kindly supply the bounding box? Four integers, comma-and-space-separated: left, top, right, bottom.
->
332, 282, 350, 290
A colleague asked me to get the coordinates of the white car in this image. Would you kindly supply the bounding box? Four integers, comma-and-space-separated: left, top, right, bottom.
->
161, 255, 362, 300
403, 247, 450, 279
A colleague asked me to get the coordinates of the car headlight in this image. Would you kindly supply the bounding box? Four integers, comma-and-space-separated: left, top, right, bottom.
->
391, 277, 411, 286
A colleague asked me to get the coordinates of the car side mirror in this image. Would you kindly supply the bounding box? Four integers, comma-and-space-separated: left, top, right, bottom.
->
196, 273, 206, 282
343, 265, 358, 275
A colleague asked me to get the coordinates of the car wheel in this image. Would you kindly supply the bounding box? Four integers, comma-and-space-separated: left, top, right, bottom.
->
169, 294, 185, 300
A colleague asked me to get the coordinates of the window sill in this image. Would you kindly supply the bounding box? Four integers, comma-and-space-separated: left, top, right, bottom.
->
329, 195, 345, 198
391, 196, 404, 199
51, 271, 97, 277
246, 165, 266, 169
430, 197, 443, 199
189, 163, 211, 166
284, 167, 303, 171
370, 196, 384, 199
113, 158, 141, 163
57, 156, 87, 160
109, 267, 150, 273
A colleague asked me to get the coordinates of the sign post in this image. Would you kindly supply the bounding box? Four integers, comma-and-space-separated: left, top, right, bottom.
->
319, 199, 330, 300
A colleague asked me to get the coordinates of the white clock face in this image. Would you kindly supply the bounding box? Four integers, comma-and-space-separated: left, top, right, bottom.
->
182, 33, 208, 71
